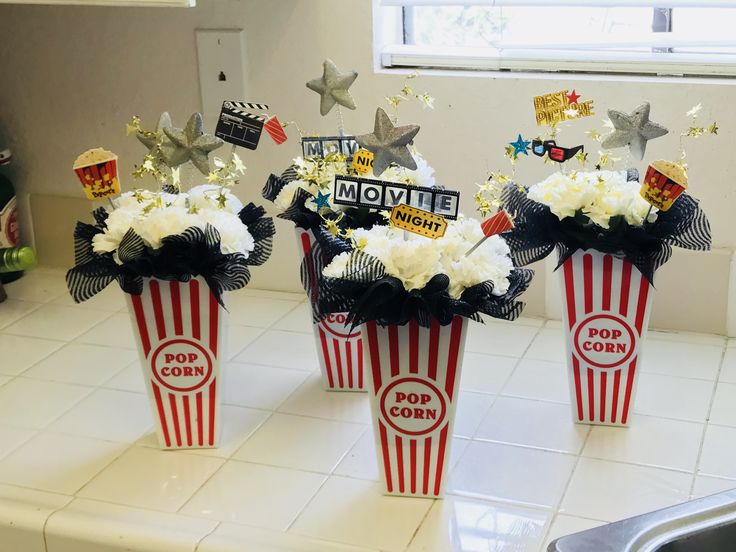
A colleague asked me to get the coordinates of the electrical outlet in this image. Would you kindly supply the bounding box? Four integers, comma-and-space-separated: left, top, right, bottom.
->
195, 29, 246, 130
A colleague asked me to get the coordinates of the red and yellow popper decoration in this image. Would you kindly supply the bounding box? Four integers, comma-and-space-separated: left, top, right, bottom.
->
73, 148, 121, 201
641, 160, 688, 212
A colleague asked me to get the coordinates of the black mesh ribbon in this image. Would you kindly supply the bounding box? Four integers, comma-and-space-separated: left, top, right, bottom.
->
318, 249, 534, 328
299, 227, 353, 322
500, 183, 711, 283
66, 203, 275, 306
262, 165, 386, 232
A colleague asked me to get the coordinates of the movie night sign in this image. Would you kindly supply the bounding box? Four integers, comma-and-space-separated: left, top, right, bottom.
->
332, 175, 460, 220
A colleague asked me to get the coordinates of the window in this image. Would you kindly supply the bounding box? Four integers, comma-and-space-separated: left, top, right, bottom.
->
376, 1, 736, 77
0, 0, 193, 6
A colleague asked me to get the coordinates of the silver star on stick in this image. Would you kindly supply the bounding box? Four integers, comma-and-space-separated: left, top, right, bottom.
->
162, 113, 224, 175
136, 112, 172, 156
306, 59, 358, 116
356, 107, 420, 177
601, 102, 669, 160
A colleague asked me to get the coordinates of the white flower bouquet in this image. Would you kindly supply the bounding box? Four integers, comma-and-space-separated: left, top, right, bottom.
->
66, 113, 275, 305
320, 216, 532, 327
65, 111, 276, 450
527, 170, 655, 230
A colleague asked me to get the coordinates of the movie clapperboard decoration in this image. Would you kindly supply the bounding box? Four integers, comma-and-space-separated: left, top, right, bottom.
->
215, 101, 287, 151
301, 135, 361, 161
333, 175, 460, 220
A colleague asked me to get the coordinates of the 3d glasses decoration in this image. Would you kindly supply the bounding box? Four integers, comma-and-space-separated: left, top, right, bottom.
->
532, 140, 584, 163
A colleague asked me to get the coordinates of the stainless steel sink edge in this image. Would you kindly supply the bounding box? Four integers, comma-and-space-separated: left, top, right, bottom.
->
549, 489, 736, 552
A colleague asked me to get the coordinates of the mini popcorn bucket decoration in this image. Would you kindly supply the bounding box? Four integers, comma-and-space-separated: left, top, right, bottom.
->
641, 160, 688, 212
559, 249, 653, 426
296, 227, 365, 392
362, 317, 468, 497
126, 277, 227, 449
73, 148, 121, 201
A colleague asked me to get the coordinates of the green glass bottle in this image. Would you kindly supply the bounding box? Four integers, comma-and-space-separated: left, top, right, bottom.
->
0, 246, 36, 273
0, 148, 22, 283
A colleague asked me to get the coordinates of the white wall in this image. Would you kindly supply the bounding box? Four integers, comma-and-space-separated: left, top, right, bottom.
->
0, 0, 734, 333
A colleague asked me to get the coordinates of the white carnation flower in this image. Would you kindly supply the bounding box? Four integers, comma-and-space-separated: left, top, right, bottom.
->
132, 206, 202, 250
325, 216, 514, 298
381, 152, 436, 188
198, 208, 254, 256
528, 169, 656, 228
92, 208, 141, 255
323, 251, 351, 278
273, 180, 317, 213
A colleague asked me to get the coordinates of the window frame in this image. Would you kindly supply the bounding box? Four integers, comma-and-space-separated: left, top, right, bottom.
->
375, 1, 736, 78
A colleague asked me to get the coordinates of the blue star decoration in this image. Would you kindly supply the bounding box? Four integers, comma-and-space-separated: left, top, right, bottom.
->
509, 134, 531, 156
313, 191, 331, 210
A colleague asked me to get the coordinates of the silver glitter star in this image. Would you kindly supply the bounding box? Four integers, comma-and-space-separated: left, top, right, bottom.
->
162, 113, 224, 175
356, 107, 420, 177
135, 112, 172, 156
306, 59, 358, 116
601, 102, 669, 160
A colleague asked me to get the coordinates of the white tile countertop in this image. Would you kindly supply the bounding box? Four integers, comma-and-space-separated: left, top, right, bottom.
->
0, 268, 735, 551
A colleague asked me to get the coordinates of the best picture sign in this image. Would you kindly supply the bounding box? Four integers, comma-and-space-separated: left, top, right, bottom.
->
333, 175, 460, 220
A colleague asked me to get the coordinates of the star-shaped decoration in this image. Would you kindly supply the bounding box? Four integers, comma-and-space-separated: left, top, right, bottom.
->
601, 102, 669, 160
232, 153, 246, 174
356, 107, 420, 176
313, 191, 331, 210
509, 135, 531, 157
323, 213, 345, 237
566, 89, 581, 104
162, 113, 224, 175
306, 59, 358, 116
171, 167, 181, 188
136, 112, 172, 156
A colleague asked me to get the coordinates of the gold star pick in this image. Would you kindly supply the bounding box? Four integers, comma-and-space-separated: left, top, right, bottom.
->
171, 167, 181, 187
232, 153, 246, 174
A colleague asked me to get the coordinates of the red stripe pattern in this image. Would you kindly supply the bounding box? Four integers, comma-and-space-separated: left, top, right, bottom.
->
297, 228, 365, 392
560, 250, 653, 426
362, 317, 468, 497
480, 210, 515, 237
126, 277, 224, 449
264, 115, 288, 145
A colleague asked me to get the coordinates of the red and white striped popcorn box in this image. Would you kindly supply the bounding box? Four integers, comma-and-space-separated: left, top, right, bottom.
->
126, 277, 227, 449
559, 249, 654, 427
361, 317, 468, 498
295, 228, 365, 392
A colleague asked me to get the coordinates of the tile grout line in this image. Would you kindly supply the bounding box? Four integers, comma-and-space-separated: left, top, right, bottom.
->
407, 321, 549, 550
174, 412, 278, 516
41, 495, 76, 552
193, 520, 222, 552
687, 340, 729, 498
0, 299, 46, 331
536, 424, 593, 552
403, 498, 438, 551
443, 322, 548, 494
271, 298, 355, 537
530, 320, 592, 552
